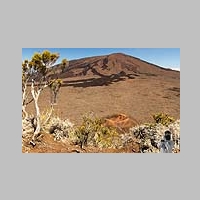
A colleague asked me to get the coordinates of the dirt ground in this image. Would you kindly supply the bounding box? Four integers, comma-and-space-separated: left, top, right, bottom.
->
26, 74, 180, 126
23, 74, 179, 153
22, 132, 140, 153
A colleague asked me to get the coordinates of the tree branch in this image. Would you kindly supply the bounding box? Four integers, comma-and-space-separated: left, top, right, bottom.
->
25, 98, 34, 106
42, 105, 54, 125
31, 80, 36, 99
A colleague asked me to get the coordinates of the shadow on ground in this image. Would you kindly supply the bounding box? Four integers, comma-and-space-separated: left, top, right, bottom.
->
62, 72, 138, 88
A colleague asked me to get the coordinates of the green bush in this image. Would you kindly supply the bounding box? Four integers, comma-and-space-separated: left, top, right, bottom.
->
152, 113, 175, 126
68, 113, 122, 149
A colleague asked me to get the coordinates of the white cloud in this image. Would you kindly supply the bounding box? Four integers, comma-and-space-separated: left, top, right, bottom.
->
169, 67, 180, 71
162, 65, 180, 71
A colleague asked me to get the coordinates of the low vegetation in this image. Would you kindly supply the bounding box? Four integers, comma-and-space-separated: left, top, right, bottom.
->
22, 111, 180, 153
152, 113, 175, 125
68, 113, 123, 149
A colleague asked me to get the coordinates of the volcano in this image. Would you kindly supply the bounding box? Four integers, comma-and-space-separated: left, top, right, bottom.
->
51, 53, 179, 81
27, 52, 180, 125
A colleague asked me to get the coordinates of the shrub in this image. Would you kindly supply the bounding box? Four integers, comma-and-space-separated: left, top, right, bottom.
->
152, 113, 175, 126
44, 116, 74, 141
68, 112, 123, 149
130, 119, 180, 153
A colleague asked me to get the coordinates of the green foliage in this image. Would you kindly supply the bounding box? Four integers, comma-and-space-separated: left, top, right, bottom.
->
30, 50, 59, 76
68, 113, 122, 149
61, 58, 69, 72
49, 79, 62, 90
152, 113, 175, 126
22, 50, 60, 84
50, 53, 60, 63
41, 50, 51, 65
49, 79, 63, 104
61, 58, 68, 66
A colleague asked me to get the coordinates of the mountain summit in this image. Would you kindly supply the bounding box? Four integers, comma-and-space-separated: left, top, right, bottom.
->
54, 53, 179, 80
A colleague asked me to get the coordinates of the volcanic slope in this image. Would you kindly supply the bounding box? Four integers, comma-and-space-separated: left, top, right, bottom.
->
26, 53, 180, 125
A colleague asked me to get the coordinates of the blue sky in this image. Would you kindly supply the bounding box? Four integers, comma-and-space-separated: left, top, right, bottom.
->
22, 48, 180, 70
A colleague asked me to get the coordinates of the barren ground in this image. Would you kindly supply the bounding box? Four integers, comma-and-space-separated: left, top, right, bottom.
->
26, 74, 180, 126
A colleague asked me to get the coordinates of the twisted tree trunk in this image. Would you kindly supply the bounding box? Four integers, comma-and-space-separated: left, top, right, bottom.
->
30, 81, 42, 144
22, 83, 28, 119
30, 80, 49, 145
